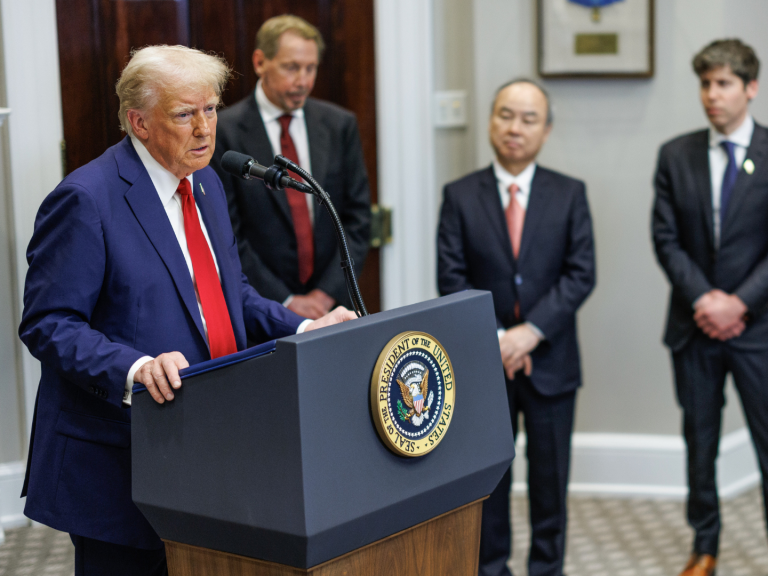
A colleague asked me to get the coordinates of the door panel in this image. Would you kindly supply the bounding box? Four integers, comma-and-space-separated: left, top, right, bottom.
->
56, 0, 380, 312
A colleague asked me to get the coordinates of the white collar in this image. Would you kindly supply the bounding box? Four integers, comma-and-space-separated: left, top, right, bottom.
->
130, 135, 193, 206
255, 80, 305, 123
709, 114, 754, 149
492, 158, 537, 193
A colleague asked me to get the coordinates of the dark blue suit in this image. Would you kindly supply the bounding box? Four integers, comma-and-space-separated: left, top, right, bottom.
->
653, 123, 768, 557
19, 137, 304, 552
438, 165, 595, 576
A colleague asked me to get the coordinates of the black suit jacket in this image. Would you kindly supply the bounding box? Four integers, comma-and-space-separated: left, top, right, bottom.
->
653, 123, 768, 352
212, 94, 371, 306
438, 165, 596, 396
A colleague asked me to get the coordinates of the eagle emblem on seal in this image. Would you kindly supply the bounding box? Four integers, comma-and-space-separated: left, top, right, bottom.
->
396, 361, 435, 427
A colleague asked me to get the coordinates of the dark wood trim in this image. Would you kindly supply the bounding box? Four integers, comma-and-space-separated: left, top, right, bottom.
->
165, 499, 485, 576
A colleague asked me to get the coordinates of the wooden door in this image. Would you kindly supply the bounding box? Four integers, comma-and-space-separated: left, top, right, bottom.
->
56, 0, 380, 312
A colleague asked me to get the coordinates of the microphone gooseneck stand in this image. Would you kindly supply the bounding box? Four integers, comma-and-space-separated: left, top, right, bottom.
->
273, 154, 369, 318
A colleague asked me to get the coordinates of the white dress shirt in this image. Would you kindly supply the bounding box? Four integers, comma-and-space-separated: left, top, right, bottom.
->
255, 80, 314, 222
124, 137, 311, 405
493, 158, 536, 211
491, 159, 545, 341
709, 115, 753, 246
256, 80, 317, 307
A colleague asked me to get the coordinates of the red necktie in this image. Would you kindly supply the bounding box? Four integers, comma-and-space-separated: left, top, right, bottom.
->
505, 183, 525, 259
505, 183, 525, 319
177, 179, 237, 359
278, 114, 314, 284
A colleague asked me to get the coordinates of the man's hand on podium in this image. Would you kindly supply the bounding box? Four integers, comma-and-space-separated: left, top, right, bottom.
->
133, 306, 355, 405
304, 306, 358, 332
134, 352, 190, 404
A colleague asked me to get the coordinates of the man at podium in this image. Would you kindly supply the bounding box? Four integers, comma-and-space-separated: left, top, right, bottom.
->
18, 45, 355, 576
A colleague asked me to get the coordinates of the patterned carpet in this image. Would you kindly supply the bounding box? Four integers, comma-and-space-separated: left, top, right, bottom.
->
0, 488, 766, 575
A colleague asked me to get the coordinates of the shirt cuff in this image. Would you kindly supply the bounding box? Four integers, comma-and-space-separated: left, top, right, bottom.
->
283, 295, 294, 308
526, 322, 545, 341
497, 323, 545, 341
296, 319, 313, 334
124, 356, 154, 406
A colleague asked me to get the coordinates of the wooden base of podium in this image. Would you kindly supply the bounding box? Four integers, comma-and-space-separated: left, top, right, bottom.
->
165, 499, 484, 576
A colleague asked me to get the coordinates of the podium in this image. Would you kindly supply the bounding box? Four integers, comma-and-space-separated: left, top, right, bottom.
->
131, 290, 514, 575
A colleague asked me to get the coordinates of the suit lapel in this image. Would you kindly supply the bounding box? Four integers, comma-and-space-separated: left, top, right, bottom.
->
477, 166, 516, 268
117, 139, 207, 345
517, 167, 550, 264
193, 172, 246, 351
242, 96, 293, 224
721, 123, 768, 240
690, 131, 715, 249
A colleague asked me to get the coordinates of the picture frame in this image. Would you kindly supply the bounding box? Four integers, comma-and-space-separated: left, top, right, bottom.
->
538, 0, 655, 78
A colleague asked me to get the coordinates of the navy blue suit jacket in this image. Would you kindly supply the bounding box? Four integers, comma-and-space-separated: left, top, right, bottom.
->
19, 137, 304, 548
437, 165, 595, 396
653, 123, 768, 352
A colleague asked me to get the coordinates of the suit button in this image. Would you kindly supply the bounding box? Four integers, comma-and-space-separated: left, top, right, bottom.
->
515, 274, 523, 286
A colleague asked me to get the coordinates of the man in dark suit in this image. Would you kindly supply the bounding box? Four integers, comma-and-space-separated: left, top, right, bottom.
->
653, 39, 768, 576
438, 79, 595, 576
18, 45, 354, 576
213, 15, 370, 320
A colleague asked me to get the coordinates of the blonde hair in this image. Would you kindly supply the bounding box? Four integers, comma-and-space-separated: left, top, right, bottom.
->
116, 45, 232, 136
256, 14, 325, 60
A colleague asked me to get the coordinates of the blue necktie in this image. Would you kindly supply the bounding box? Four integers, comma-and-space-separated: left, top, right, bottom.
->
720, 141, 738, 224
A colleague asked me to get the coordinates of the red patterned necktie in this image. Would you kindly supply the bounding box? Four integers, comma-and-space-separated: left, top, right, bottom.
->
278, 114, 314, 284
177, 179, 237, 358
505, 183, 525, 319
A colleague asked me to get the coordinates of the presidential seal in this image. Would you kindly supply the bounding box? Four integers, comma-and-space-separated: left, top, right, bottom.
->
370, 331, 455, 457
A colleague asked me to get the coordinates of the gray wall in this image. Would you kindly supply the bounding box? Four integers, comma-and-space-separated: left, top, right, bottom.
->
433, 0, 478, 189
473, 0, 768, 435
432, 0, 768, 435
0, 1, 22, 465
0, 0, 63, 467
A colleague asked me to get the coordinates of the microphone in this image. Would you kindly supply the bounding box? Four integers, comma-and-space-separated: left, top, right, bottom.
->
273, 154, 369, 317
220, 150, 314, 194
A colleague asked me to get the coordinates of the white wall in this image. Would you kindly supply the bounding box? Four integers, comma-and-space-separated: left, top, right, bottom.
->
0, 0, 62, 443
0, 0, 63, 532
470, 0, 768, 436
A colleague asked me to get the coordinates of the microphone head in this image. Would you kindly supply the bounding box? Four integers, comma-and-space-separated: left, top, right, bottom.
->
220, 150, 254, 179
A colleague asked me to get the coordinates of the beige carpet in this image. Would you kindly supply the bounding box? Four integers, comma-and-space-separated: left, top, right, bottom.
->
0, 487, 766, 576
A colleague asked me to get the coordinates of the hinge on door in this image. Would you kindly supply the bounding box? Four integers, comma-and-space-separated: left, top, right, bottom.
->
369, 204, 392, 248
60, 140, 67, 177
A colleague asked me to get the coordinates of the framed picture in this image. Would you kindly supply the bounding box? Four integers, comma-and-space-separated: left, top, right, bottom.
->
538, 0, 654, 78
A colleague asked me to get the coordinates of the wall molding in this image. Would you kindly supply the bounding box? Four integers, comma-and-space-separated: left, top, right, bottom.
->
1, 0, 64, 440
0, 430, 757, 545
0, 461, 27, 544
512, 428, 759, 499
374, 0, 438, 311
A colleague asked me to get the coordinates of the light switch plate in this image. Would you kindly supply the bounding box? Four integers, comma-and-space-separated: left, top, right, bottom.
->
434, 91, 467, 128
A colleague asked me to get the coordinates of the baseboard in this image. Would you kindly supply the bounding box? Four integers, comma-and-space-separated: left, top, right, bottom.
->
512, 428, 760, 499
0, 430, 758, 532
0, 461, 28, 531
